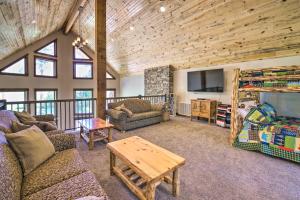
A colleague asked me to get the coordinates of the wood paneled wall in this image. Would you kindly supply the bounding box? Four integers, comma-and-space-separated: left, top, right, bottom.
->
1, 0, 300, 76
72, 0, 300, 75
0, 0, 75, 60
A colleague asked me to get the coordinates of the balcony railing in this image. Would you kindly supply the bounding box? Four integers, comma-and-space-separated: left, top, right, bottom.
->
6, 98, 97, 130
106, 94, 167, 105
3, 94, 171, 130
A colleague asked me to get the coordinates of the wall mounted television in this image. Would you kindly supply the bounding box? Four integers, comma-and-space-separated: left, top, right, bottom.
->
187, 69, 224, 92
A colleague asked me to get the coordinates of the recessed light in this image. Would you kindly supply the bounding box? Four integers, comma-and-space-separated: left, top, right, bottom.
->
111, 38, 114, 42
31, 20, 36, 24
130, 26, 134, 31
160, 6, 166, 12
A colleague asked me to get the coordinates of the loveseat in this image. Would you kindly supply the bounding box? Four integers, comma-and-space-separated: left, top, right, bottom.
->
106, 99, 167, 131
0, 110, 109, 200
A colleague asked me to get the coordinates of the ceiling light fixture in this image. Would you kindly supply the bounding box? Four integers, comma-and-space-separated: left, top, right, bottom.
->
160, 6, 166, 12
130, 26, 134, 31
31, 20, 36, 24
72, 6, 88, 49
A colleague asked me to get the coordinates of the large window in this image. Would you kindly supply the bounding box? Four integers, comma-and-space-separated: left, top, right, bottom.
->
0, 55, 28, 76
35, 89, 57, 115
74, 89, 93, 115
34, 40, 57, 78
0, 89, 28, 111
73, 47, 93, 79
34, 56, 57, 78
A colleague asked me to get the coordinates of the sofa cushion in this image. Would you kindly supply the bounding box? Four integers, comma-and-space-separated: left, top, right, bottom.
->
24, 121, 57, 132
22, 149, 88, 197
109, 99, 152, 114
47, 133, 77, 152
121, 107, 133, 117
5, 126, 55, 176
11, 120, 31, 132
44, 129, 65, 136
15, 111, 37, 123
23, 171, 109, 200
0, 123, 12, 133
127, 111, 162, 122
114, 103, 125, 111
0, 141, 23, 200
124, 99, 152, 113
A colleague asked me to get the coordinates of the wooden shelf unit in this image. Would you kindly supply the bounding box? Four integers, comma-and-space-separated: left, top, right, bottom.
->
238, 87, 300, 93
230, 66, 300, 144
191, 99, 217, 125
240, 74, 300, 81
216, 104, 231, 128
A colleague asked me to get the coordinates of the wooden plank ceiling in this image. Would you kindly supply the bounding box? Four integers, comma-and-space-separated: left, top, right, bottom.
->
72, 0, 300, 75
1, 0, 300, 75
0, 0, 75, 60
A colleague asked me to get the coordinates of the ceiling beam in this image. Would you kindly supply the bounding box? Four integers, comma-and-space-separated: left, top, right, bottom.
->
64, 0, 88, 34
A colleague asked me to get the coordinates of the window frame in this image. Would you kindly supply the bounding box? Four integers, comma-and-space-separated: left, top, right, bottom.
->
0, 88, 29, 111
34, 88, 58, 116
73, 88, 94, 116
73, 47, 93, 61
73, 61, 93, 80
34, 56, 58, 78
106, 71, 116, 80
106, 88, 117, 98
34, 39, 57, 57
0, 55, 28, 76
0, 88, 29, 102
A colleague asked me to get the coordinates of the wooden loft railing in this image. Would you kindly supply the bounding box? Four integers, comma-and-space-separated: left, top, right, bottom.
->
6, 98, 97, 130
4, 95, 170, 131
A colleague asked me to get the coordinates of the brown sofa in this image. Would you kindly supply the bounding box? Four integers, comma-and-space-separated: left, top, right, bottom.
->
0, 110, 109, 200
106, 99, 167, 131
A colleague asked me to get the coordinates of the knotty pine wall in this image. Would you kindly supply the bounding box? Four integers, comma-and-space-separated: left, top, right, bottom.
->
73, 0, 300, 75
0, 31, 120, 101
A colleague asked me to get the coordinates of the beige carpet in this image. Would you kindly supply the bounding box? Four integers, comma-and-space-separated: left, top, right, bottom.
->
76, 116, 300, 200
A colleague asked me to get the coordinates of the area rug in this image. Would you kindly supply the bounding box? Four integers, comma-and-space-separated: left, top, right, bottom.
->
76, 116, 300, 200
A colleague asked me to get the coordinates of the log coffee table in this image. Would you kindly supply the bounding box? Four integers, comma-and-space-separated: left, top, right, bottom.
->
79, 118, 114, 150
107, 136, 185, 200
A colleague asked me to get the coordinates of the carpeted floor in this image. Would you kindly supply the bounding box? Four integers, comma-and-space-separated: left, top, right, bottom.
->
76, 116, 300, 200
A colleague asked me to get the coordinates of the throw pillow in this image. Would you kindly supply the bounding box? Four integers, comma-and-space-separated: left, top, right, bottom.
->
14, 111, 36, 123
0, 123, 12, 134
48, 121, 57, 127
23, 121, 57, 132
11, 121, 31, 133
5, 125, 55, 175
0, 110, 19, 133
259, 102, 277, 120
121, 107, 133, 118
114, 104, 125, 111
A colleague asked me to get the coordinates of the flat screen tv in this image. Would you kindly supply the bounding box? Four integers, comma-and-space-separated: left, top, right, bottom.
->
187, 69, 224, 92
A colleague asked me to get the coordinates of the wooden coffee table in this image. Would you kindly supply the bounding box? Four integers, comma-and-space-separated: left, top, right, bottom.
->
107, 136, 185, 200
79, 118, 114, 150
